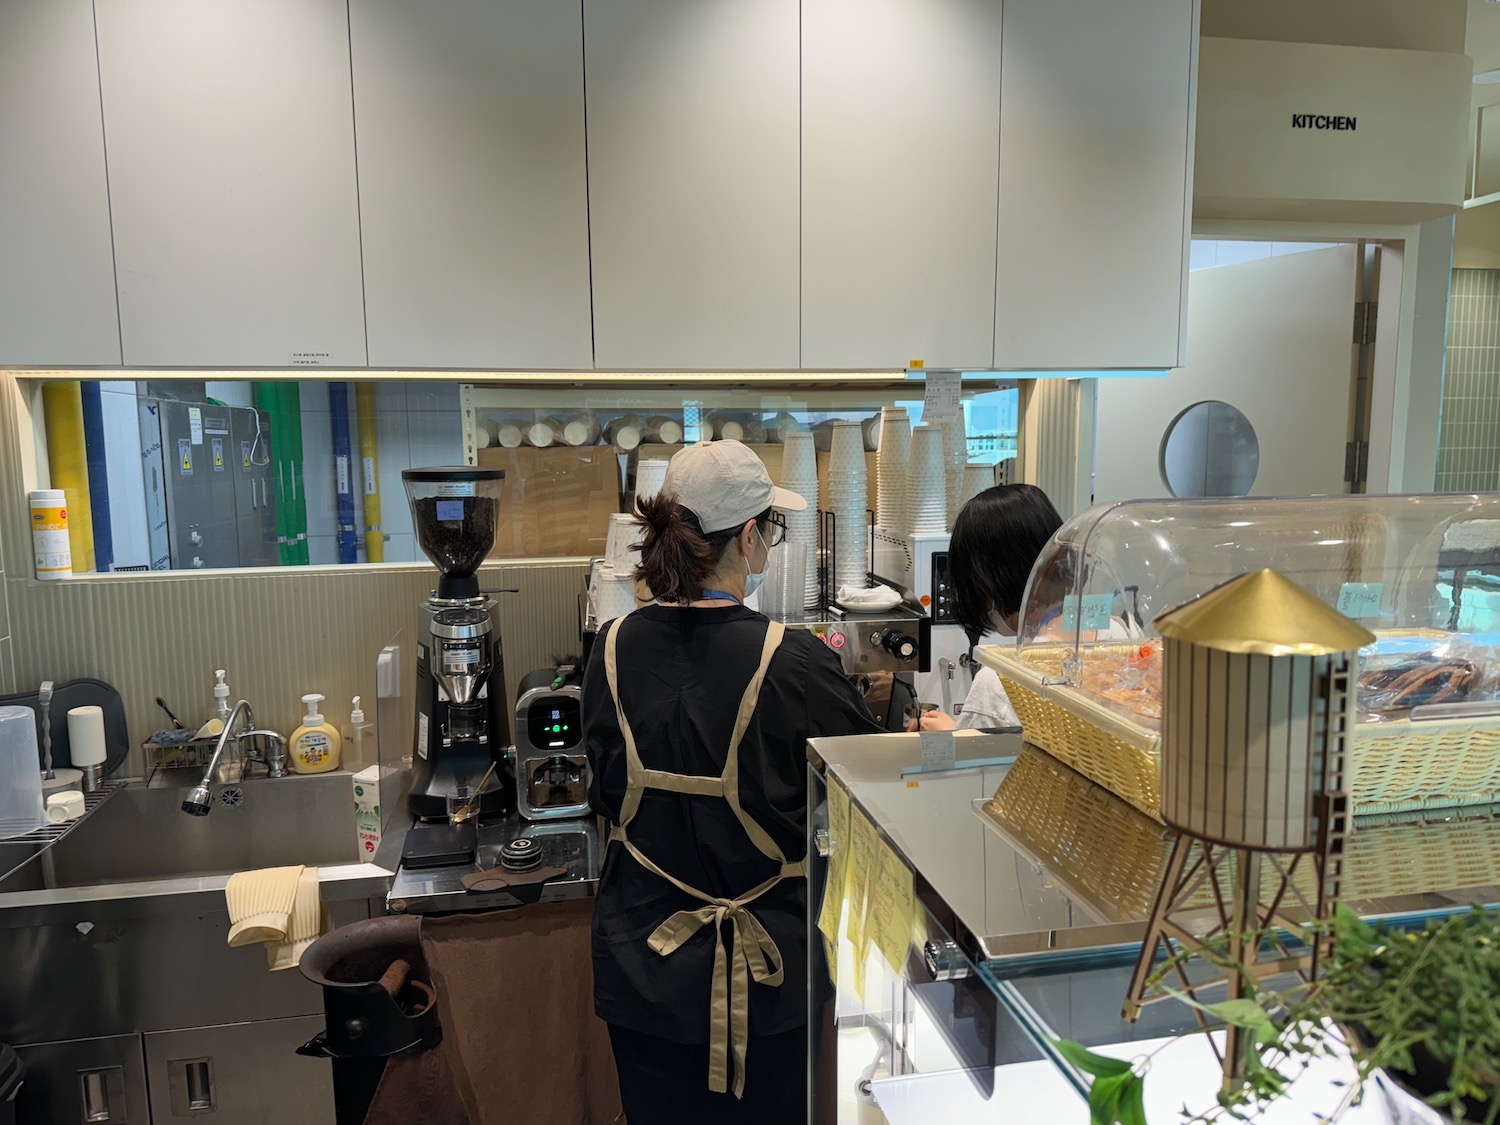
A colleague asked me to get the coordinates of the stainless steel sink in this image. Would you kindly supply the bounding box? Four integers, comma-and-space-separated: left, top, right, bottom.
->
0, 771, 391, 1052
0, 772, 357, 892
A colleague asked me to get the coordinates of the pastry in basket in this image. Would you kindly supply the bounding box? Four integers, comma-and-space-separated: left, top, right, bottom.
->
1360, 655, 1477, 711
1078, 643, 1164, 720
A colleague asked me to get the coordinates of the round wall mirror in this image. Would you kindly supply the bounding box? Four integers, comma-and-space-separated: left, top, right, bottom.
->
1160, 400, 1259, 498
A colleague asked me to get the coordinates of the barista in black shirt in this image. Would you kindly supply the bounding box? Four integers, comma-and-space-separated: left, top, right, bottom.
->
583, 440, 881, 1124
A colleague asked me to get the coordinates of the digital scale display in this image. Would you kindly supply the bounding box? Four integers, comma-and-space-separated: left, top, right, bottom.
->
526, 695, 582, 750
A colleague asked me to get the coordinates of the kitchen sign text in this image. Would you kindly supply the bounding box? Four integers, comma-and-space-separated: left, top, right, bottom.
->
1291, 114, 1356, 132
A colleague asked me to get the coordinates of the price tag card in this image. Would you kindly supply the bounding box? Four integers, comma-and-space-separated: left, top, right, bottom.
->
1337, 582, 1384, 620
920, 729, 955, 772
922, 370, 961, 425
1080, 593, 1114, 631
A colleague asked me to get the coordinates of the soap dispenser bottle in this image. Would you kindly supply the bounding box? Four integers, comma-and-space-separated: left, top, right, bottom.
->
213, 669, 231, 725
289, 693, 342, 774
342, 696, 373, 770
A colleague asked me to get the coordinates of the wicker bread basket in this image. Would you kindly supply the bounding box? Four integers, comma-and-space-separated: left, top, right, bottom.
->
979, 745, 1500, 923
978, 642, 1500, 820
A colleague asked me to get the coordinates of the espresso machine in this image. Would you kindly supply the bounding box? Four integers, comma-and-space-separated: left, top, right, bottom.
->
403, 467, 516, 820
513, 667, 591, 821
872, 527, 974, 718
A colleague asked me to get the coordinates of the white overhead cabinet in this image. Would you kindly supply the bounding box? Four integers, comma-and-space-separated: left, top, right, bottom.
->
0, 0, 121, 366
993, 0, 1196, 370
94, 0, 366, 367
584, 0, 800, 370
801, 0, 1004, 371
349, 0, 592, 370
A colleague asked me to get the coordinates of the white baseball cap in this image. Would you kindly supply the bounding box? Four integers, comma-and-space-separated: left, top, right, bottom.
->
661, 440, 807, 534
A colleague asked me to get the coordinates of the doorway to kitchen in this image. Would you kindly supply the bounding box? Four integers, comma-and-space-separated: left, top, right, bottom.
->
1091, 239, 1372, 504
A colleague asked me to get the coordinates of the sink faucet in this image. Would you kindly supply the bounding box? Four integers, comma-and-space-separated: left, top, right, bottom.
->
183, 700, 252, 815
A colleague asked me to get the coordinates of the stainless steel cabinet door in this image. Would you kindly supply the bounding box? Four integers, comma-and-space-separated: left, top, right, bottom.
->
15, 1034, 150, 1125
143, 1017, 334, 1124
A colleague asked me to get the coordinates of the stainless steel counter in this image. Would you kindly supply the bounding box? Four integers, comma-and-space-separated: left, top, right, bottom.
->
385, 812, 604, 915
808, 732, 1500, 974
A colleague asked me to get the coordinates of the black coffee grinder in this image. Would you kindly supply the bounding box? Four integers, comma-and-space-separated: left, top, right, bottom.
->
403, 467, 516, 820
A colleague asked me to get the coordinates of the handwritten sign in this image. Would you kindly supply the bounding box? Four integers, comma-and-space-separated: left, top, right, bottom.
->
867, 839, 915, 972
1061, 593, 1115, 633
816, 780, 853, 946
845, 805, 879, 962
922, 370, 961, 425
1337, 582, 1383, 620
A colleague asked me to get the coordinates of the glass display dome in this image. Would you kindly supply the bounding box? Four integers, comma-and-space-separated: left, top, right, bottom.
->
979, 493, 1500, 818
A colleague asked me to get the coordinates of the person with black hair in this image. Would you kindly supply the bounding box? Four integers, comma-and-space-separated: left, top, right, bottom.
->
912, 483, 1065, 731
582, 440, 882, 1123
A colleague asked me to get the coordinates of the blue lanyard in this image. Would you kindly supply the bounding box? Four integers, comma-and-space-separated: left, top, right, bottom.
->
700, 589, 741, 605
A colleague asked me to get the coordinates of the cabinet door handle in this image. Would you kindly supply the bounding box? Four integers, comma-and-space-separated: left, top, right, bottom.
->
79, 1066, 127, 1123
168, 1056, 216, 1115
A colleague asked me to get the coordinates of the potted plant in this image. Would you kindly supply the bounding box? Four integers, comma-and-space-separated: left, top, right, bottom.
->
1055, 905, 1500, 1124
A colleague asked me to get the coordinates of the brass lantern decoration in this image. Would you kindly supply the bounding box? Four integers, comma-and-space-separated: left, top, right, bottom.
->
1123, 570, 1375, 1087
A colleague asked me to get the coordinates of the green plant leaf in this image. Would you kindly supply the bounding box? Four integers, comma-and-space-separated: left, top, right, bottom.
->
1202, 998, 1276, 1031
1052, 1038, 1133, 1078
1088, 1072, 1130, 1125
1118, 1072, 1148, 1125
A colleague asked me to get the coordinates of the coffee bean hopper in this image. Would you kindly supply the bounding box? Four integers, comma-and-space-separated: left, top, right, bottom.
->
513, 666, 591, 821
297, 917, 440, 1125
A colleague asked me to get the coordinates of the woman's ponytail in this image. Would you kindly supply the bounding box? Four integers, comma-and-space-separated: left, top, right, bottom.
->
632, 492, 725, 604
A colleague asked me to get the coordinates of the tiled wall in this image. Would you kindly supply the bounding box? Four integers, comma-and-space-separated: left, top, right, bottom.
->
1437, 269, 1500, 492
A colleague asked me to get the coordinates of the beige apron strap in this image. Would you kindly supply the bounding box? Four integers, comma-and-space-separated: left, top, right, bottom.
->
721, 620, 789, 863
639, 769, 724, 797
617, 833, 788, 1099
603, 617, 648, 827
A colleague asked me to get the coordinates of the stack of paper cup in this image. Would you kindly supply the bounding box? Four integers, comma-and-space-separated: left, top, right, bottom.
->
907, 424, 948, 535
941, 411, 967, 527
778, 433, 820, 608
765, 412, 802, 444
829, 421, 869, 590
957, 462, 992, 517
647, 416, 683, 445
876, 407, 910, 533
607, 416, 645, 452
759, 542, 807, 620
634, 459, 670, 509
525, 417, 562, 448
589, 558, 638, 623
561, 414, 600, 447
482, 418, 524, 449
710, 415, 744, 442
605, 513, 644, 573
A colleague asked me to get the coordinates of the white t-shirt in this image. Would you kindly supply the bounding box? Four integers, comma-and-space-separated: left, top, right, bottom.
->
956, 666, 1020, 730
956, 616, 1141, 730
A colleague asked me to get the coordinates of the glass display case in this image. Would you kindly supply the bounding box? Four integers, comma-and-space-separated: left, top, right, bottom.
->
977, 494, 1500, 819
807, 732, 1500, 1124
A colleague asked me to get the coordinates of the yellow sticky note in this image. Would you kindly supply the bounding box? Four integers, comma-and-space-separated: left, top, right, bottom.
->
816, 846, 845, 945
846, 805, 879, 957
868, 838, 915, 972
828, 778, 850, 848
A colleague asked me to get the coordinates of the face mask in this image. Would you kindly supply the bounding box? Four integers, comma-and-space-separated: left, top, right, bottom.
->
988, 609, 1017, 638
742, 527, 769, 598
